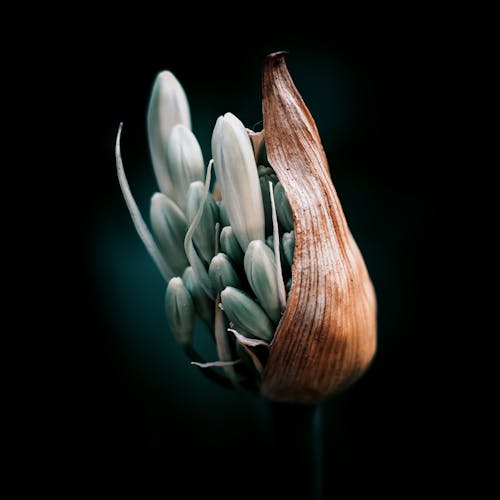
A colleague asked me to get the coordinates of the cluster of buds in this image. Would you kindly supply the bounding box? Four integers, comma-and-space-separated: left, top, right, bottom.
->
116, 53, 376, 403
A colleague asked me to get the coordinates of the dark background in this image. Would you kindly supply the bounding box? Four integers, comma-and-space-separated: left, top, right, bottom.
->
26, 14, 456, 499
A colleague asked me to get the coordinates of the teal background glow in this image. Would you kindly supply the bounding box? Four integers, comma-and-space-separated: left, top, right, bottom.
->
62, 21, 446, 499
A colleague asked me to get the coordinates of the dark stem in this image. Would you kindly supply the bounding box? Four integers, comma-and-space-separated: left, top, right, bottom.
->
269, 402, 323, 500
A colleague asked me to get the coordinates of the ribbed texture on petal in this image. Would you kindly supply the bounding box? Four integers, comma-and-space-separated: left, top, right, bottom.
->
260, 52, 377, 404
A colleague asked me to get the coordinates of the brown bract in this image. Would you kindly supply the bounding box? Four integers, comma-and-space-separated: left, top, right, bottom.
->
260, 52, 377, 404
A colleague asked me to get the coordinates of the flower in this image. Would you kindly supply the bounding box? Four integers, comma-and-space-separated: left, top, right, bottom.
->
211, 113, 265, 251
116, 52, 376, 404
147, 71, 191, 197
165, 277, 195, 346
165, 125, 205, 212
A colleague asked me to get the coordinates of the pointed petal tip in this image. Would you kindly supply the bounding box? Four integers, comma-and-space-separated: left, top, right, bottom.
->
156, 70, 176, 82
266, 51, 289, 62
151, 192, 165, 203
115, 122, 124, 156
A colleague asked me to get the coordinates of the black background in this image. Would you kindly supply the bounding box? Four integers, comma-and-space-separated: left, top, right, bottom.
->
22, 12, 458, 499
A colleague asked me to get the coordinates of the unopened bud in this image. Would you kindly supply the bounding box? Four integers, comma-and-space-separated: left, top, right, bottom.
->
165, 125, 205, 211
217, 201, 230, 227
211, 113, 265, 250
165, 277, 195, 345
208, 253, 241, 294
186, 181, 218, 264
274, 182, 294, 232
182, 266, 214, 327
150, 193, 189, 275
147, 71, 191, 196
220, 287, 274, 341
244, 240, 282, 323
220, 226, 244, 265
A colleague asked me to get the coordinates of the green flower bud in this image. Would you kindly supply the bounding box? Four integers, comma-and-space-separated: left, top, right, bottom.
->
218, 201, 230, 227
220, 226, 244, 265
208, 253, 241, 293
244, 240, 282, 323
165, 277, 195, 345
211, 113, 265, 250
150, 193, 189, 275
282, 230, 295, 267
165, 125, 205, 212
182, 266, 214, 326
220, 287, 274, 341
186, 181, 218, 264
147, 71, 191, 196
275, 182, 294, 232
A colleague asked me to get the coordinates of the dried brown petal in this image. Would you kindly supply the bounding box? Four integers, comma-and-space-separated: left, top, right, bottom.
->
261, 52, 377, 404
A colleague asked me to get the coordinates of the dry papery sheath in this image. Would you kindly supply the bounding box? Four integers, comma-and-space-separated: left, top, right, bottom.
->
259, 53, 376, 403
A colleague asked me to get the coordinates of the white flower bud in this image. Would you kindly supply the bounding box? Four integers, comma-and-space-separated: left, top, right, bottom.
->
147, 71, 191, 196
211, 113, 265, 251
150, 193, 189, 275
244, 240, 282, 323
182, 267, 214, 327
186, 181, 218, 264
220, 226, 244, 265
208, 253, 241, 293
217, 200, 230, 227
165, 125, 205, 211
220, 287, 274, 341
165, 277, 195, 345
274, 182, 294, 232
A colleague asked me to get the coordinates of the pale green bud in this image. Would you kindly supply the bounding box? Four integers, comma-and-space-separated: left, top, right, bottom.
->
165, 277, 195, 345
244, 240, 282, 323
147, 71, 191, 196
150, 193, 189, 275
182, 266, 214, 326
220, 226, 244, 265
217, 201, 230, 227
186, 181, 218, 264
208, 253, 241, 293
211, 113, 265, 250
220, 287, 274, 341
165, 125, 205, 211
282, 230, 295, 267
275, 182, 294, 232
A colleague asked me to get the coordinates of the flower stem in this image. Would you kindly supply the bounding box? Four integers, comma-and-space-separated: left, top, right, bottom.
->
269, 402, 323, 500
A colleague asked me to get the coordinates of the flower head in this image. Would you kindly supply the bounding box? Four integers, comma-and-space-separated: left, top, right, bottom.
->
116, 53, 376, 404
